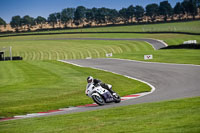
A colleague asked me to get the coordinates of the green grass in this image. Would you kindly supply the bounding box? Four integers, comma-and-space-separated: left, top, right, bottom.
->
0, 39, 153, 60
0, 97, 199, 133
60, 20, 200, 33
0, 60, 151, 118
113, 49, 200, 65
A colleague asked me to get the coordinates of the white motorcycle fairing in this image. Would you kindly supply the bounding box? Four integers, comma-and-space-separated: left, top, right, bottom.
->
86, 83, 120, 105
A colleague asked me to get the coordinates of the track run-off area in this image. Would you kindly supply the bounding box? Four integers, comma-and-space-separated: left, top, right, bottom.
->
1, 37, 199, 121
2, 38, 166, 61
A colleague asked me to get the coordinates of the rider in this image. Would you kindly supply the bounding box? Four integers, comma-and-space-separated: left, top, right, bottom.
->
86, 76, 115, 96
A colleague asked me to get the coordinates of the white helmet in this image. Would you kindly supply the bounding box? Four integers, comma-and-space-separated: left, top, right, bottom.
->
87, 76, 93, 83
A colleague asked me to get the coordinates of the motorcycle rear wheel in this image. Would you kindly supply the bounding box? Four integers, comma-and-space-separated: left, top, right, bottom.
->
113, 93, 121, 103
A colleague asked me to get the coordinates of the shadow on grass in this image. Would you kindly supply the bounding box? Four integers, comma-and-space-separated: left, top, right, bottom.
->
160, 44, 200, 49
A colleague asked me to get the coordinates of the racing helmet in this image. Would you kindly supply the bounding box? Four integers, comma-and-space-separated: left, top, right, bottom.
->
87, 76, 93, 83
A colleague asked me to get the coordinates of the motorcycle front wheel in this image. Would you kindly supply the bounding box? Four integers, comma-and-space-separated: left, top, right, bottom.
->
92, 95, 105, 106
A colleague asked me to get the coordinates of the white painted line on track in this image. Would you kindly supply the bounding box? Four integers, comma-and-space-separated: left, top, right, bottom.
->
59, 60, 84, 67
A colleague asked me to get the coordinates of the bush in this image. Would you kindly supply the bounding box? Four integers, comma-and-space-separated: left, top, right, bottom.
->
0, 56, 23, 61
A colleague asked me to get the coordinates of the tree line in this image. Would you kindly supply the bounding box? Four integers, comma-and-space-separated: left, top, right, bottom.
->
0, 0, 199, 32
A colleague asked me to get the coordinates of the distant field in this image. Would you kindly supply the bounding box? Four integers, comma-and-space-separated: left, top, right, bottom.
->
0, 21, 200, 37
1, 97, 199, 133
0, 39, 153, 60
0, 33, 200, 64
57, 20, 200, 33
1, 32, 200, 46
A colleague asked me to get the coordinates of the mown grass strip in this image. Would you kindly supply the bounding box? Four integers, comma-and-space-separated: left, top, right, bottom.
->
0, 40, 154, 60
0, 97, 199, 133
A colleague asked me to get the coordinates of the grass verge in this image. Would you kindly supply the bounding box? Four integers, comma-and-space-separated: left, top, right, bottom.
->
0, 60, 151, 118
0, 97, 199, 133
113, 49, 200, 65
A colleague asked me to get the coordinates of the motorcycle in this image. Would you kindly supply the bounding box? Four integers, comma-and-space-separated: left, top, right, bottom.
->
86, 83, 121, 106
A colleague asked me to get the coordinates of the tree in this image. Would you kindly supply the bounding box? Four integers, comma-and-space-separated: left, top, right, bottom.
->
21, 15, 35, 30
182, 0, 190, 19
91, 7, 98, 25
35, 16, 46, 29
181, 0, 197, 19
146, 3, 159, 22
135, 5, 144, 22
188, 0, 198, 19
74, 6, 86, 27
10, 15, 21, 32
85, 8, 95, 26
0, 17, 6, 27
95, 7, 109, 25
127, 5, 135, 23
61, 8, 75, 27
56, 12, 61, 28
119, 8, 129, 24
174, 2, 184, 20
159, 1, 173, 21
48, 13, 57, 28
107, 9, 119, 24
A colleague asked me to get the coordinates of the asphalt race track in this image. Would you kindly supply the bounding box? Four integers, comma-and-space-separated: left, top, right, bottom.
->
55, 38, 199, 114
61, 58, 200, 106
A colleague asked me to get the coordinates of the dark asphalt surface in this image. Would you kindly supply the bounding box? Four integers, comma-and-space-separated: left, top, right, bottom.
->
38, 38, 167, 50
64, 58, 200, 101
